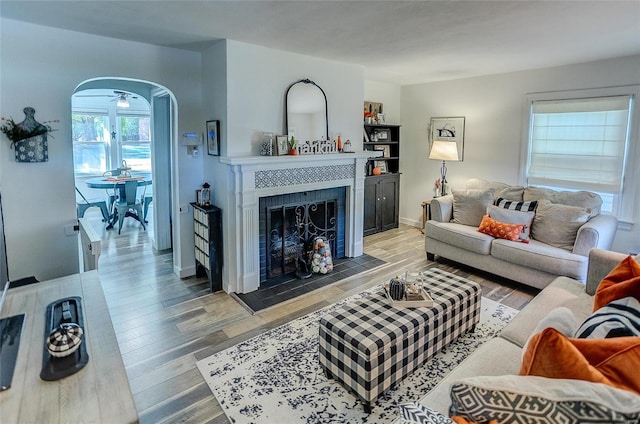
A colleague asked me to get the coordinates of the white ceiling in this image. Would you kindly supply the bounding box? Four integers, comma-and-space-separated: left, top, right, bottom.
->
2, 1, 639, 85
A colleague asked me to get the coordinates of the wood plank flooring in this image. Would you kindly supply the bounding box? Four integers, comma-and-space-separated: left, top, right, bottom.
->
86, 209, 537, 423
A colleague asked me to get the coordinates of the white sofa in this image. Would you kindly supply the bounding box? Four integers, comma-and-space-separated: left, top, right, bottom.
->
424, 179, 618, 290
417, 248, 640, 420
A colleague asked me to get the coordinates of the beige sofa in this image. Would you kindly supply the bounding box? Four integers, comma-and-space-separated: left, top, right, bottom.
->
425, 180, 618, 289
419, 248, 640, 419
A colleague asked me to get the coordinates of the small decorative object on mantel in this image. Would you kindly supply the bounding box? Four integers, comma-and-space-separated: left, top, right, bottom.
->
296, 138, 338, 155
288, 136, 298, 155
1, 107, 58, 162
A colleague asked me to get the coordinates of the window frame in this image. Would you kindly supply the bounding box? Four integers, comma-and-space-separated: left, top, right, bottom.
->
71, 108, 111, 176
520, 85, 640, 228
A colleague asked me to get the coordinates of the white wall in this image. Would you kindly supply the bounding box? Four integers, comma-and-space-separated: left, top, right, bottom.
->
364, 80, 402, 125
0, 18, 203, 281
400, 55, 640, 254
201, 40, 365, 291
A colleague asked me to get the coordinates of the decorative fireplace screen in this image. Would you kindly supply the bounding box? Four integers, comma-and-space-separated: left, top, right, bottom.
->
266, 200, 337, 280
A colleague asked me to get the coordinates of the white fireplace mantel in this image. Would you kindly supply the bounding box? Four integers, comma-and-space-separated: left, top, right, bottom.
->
220, 152, 377, 293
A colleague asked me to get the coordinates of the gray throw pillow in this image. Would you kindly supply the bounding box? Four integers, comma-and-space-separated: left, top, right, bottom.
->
524, 186, 602, 216
451, 189, 495, 227
530, 199, 591, 250
487, 205, 535, 241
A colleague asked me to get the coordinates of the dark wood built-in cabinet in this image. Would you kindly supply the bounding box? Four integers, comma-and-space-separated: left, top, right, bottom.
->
363, 174, 400, 236
192, 203, 223, 292
363, 124, 401, 236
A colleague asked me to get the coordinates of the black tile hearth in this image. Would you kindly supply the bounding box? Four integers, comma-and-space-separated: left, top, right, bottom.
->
235, 254, 386, 313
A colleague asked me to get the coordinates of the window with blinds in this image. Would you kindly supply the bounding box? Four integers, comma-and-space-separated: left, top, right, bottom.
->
526, 95, 632, 215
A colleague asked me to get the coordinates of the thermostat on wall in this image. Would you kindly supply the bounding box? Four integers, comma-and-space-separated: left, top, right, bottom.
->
182, 132, 202, 146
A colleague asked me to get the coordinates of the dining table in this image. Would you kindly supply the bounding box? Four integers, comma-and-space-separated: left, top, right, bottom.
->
84, 173, 152, 230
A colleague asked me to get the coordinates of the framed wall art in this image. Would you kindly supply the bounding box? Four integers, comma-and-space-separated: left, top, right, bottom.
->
374, 144, 391, 157
374, 160, 388, 173
429, 116, 464, 161
206, 120, 220, 156
276, 135, 289, 156
372, 127, 390, 142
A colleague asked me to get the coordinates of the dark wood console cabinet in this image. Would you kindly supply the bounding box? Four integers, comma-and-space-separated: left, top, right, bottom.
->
192, 203, 223, 292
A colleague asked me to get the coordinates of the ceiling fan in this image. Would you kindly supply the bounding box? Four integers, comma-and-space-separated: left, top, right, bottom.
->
75, 90, 138, 108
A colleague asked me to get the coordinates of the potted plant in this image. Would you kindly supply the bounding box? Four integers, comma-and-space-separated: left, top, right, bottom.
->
288, 136, 298, 155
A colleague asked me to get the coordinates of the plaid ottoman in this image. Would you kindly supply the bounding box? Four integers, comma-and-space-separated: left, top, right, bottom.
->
318, 268, 481, 412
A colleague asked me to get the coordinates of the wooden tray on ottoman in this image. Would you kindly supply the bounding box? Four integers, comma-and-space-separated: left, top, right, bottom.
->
383, 286, 434, 308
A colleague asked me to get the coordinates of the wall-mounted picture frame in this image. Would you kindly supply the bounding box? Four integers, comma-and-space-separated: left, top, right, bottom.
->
275, 135, 289, 156
372, 128, 390, 141
206, 120, 220, 156
374, 144, 391, 158
429, 116, 465, 161
374, 160, 388, 173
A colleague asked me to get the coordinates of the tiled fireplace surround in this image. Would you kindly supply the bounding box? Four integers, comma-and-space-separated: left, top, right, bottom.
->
220, 153, 373, 294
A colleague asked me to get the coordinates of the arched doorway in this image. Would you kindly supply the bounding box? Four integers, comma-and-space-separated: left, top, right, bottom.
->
73, 78, 176, 256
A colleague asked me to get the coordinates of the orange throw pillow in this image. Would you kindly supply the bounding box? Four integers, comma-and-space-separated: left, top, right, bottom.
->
477, 215, 524, 241
594, 255, 640, 311
520, 327, 640, 395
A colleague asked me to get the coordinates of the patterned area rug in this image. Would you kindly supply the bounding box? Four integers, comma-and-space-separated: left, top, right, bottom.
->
197, 275, 519, 424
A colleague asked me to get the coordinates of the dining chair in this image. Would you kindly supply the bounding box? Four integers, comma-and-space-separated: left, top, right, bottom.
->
115, 180, 146, 234
141, 185, 153, 223
75, 187, 110, 222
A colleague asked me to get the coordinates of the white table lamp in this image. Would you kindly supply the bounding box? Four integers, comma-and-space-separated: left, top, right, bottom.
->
429, 140, 459, 197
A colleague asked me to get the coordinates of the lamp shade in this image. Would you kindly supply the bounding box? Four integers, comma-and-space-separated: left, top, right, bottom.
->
429, 140, 459, 161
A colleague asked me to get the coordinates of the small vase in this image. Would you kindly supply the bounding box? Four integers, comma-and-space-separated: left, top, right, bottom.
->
289, 149, 298, 155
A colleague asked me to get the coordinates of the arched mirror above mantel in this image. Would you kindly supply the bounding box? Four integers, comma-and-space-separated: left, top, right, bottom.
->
285, 79, 328, 142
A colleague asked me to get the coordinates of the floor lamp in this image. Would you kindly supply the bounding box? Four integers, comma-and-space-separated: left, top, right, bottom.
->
429, 140, 459, 197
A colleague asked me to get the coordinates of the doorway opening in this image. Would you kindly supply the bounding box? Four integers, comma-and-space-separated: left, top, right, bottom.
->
72, 78, 176, 269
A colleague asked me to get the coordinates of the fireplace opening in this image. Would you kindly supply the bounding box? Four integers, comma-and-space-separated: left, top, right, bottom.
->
259, 188, 346, 284
266, 200, 337, 280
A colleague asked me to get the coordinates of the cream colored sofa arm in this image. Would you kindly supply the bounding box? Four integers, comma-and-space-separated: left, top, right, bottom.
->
430, 195, 454, 222
586, 248, 628, 295
573, 214, 618, 256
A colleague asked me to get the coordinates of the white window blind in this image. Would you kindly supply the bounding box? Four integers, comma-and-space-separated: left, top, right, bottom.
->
528, 95, 631, 193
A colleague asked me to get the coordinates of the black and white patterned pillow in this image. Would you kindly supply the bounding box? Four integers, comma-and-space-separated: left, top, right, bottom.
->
574, 296, 640, 339
495, 197, 538, 212
399, 403, 454, 424
449, 376, 640, 423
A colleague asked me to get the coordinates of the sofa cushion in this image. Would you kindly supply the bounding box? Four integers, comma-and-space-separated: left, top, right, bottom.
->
524, 186, 602, 216
463, 178, 524, 201
418, 338, 523, 415
594, 255, 640, 310
500, 276, 593, 348
452, 189, 495, 227
426, 221, 494, 255
487, 205, 535, 241
574, 297, 640, 339
520, 327, 640, 395
449, 375, 640, 423
477, 215, 524, 241
531, 199, 591, 250
490, 239, 587, 280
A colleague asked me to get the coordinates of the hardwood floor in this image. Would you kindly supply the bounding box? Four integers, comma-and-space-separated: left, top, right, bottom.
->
86, 209, 537, 423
